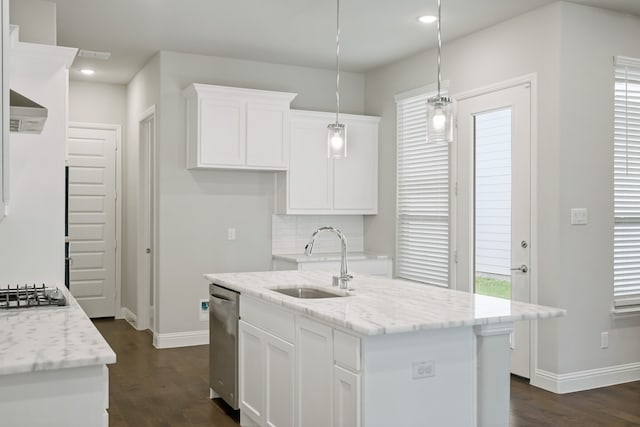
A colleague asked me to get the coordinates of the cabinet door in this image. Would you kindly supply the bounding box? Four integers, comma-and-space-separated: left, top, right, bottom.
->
288, 120, 332, 210
297, 317, 333, 427
199, 98, 246, 167
239, 320, 265, 423
333, 365, 361, 427
246, 104, 288, 169
264, 333, 295, 427
333, 120, 378, 213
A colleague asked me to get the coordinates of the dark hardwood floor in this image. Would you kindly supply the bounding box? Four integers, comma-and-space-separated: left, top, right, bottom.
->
94, 318, 640, 427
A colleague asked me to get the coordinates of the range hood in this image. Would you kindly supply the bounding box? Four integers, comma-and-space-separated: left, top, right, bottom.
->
9, 90, 48, 134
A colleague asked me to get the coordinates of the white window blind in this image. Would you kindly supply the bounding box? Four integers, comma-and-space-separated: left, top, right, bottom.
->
614, 56, 640, 310
396, 91, 449, 287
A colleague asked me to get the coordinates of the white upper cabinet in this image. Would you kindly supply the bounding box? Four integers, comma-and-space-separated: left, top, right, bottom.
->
184, 84, 297, 170
276, 110, 379, 215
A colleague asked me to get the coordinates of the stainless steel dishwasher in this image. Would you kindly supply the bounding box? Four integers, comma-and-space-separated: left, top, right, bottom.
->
209, 283, 240, 410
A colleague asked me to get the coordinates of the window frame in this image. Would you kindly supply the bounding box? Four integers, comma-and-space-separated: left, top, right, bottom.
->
613, 55, 640, 312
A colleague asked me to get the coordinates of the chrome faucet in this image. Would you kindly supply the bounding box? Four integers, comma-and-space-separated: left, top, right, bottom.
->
304, 226, 353, 289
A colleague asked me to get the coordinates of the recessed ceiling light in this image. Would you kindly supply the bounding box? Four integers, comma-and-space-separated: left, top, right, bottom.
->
80, 68, 95, 76
417, 15, 438, 24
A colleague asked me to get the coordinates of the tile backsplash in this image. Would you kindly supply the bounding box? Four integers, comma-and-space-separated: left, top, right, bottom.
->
272, 215, 364, 255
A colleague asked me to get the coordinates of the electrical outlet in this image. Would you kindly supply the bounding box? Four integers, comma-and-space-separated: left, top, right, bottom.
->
199, 299, 209, 321
571, 208, 588, 225
601, 331, 609, 349
412, 361, 435, 379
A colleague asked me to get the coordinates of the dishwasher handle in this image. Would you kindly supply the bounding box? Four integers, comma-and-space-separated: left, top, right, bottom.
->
210, 293, 235, 304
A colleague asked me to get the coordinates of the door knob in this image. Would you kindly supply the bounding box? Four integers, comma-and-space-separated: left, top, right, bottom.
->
510, 264, 528, 273
145, 248, 151, 254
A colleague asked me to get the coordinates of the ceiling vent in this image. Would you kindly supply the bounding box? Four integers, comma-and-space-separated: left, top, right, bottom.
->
77, 49, 111, 60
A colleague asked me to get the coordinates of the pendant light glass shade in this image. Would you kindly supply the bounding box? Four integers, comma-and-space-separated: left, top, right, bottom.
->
426, 95, 454, 144
328, 0, 347, 159
427, 0, 454, 144
327, 123, 347, 158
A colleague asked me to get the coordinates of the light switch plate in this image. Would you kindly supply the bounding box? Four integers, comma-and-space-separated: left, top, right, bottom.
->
571, 208, 587, 225
227, 227, 236, 241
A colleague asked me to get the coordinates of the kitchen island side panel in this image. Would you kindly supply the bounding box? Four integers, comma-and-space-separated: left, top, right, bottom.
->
362, 326, 475, 427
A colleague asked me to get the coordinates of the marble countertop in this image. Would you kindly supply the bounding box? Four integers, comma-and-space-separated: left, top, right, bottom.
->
0, 287, 116, 376
273, 252, 390, 263
204, 270, 566, 336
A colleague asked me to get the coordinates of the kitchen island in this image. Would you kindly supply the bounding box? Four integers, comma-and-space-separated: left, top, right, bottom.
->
205, 270, 565, 427
0, 288, 116, 427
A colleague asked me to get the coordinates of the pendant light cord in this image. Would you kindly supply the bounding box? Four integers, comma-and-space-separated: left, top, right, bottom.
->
436, 0, 442, 97
336, 0, 341, 125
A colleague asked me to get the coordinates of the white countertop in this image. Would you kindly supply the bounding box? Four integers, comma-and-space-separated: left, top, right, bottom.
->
273, 252, 390, 263
204, 270, 566, 336
0, 287, 116, 376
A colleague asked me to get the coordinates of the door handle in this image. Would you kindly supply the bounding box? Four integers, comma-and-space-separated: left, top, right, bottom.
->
510, 264, 528, 273
145, 248, 151, 254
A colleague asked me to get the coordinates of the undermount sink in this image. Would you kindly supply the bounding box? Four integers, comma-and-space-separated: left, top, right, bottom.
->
270, 287, 348, 299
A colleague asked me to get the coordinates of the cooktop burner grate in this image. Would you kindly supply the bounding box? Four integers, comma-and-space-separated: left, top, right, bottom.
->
0, 284, 68, 309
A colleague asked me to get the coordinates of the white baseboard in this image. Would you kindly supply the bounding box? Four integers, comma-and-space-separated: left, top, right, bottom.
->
531, 362, 640, 394
120, 307, 138, 328
153, 330, 209, 349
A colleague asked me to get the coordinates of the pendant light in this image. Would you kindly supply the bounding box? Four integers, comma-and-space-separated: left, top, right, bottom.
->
426, 0, 454, 144
328, 0, 347, 158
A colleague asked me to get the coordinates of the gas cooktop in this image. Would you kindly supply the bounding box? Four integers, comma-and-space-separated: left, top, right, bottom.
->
0, 284, 68, 310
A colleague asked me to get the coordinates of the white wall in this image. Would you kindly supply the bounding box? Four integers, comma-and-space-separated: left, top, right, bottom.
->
0, 44, 73, 283
554, 2, 640, 375
363, 1, 640, 387
69, 81, 127, 126
9, 0, 56, 45
154, 51, 365, 335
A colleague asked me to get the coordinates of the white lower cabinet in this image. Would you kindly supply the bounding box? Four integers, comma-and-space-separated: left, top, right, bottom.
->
0, 365, 110, 427
333, 366, 361, 427
240, 295, 362, 427
296, 317, 334, 427
265, 333, 295, 427
239, 321, 266, 422
239, 320, 294, 427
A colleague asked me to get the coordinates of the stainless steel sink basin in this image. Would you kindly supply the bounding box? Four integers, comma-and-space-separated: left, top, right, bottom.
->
270, 287, 348, 299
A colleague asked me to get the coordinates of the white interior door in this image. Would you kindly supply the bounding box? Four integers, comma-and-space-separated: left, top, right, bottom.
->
456, 83, 531, 378
67, 125, 118, 318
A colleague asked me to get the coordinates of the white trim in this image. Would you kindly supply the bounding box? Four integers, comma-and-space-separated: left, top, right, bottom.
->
136, 105, 158, 334
452, 73, 539, 380
153, 330, 209, 349
531, 362, 640, 394
453, 74, 537, 102
68, 122, 123, 319
120, 307, 138, 328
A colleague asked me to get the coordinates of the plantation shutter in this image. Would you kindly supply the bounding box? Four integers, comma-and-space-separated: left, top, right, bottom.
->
395, 90, 449, 287
614, 56, 640, 310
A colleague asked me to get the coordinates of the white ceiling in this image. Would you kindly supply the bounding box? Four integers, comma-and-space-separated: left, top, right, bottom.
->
50, 0, 640, 84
